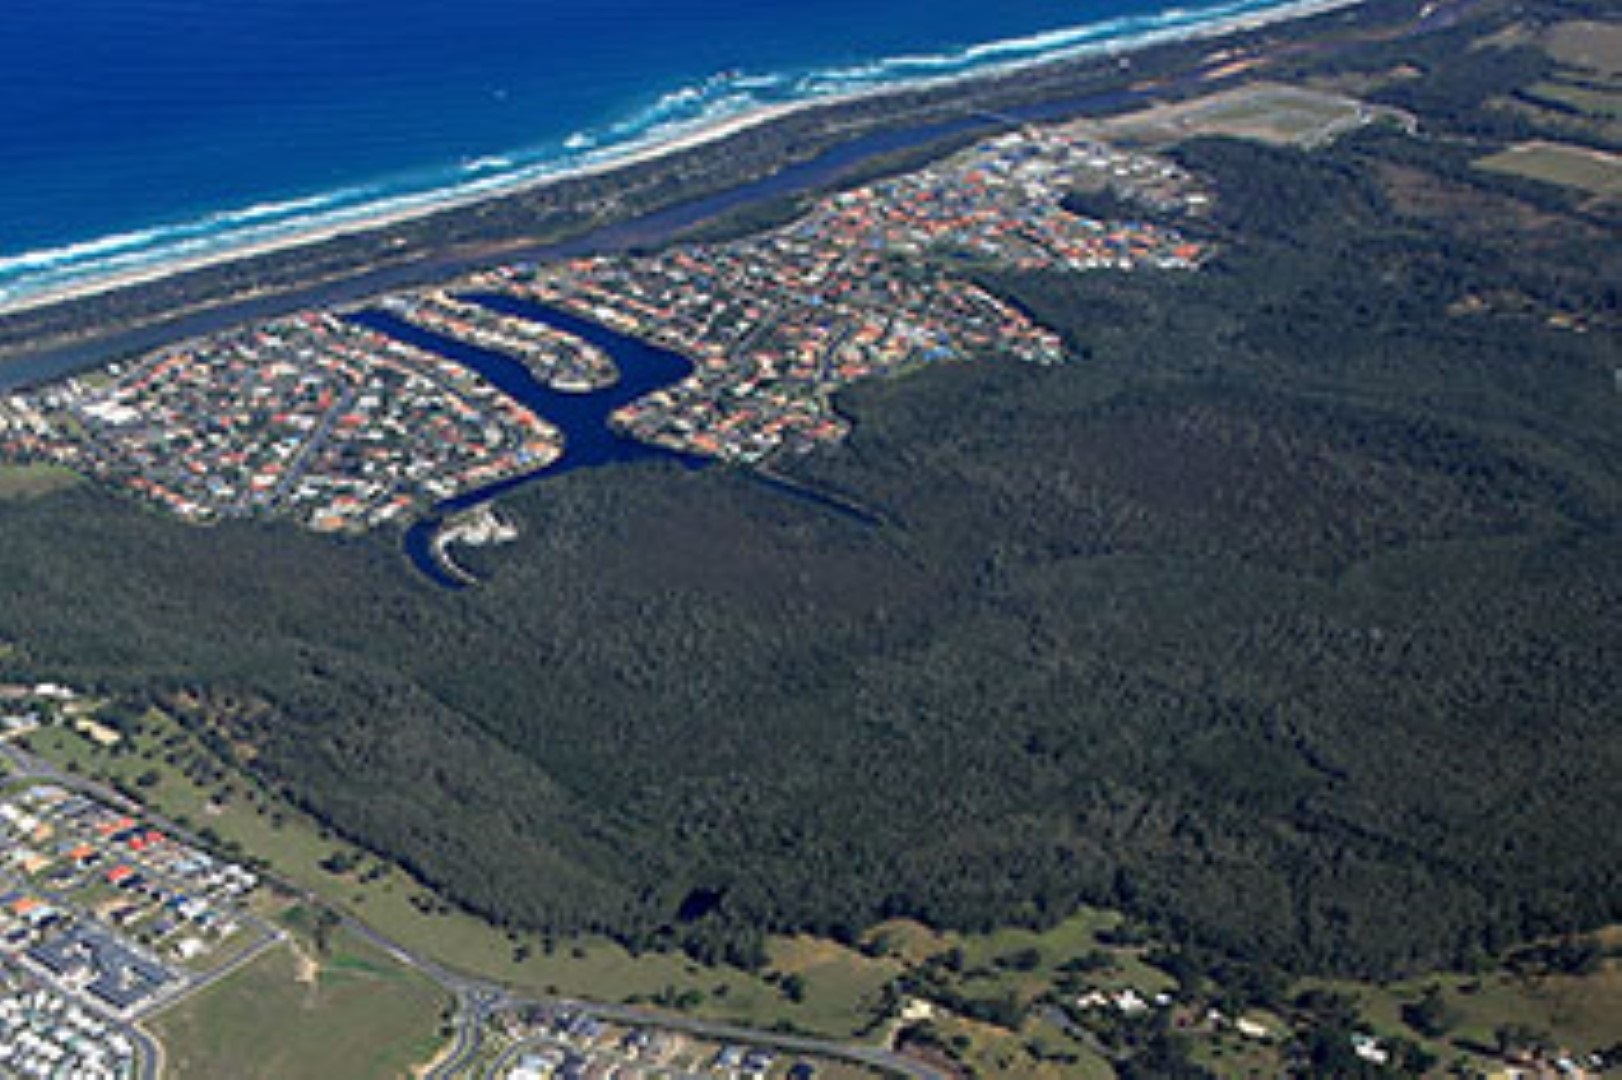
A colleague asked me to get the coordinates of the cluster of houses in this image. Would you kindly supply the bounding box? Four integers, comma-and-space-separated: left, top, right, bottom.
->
1072, 981, 1616, 1076
812, 127, 1209, 273
1075, 985, 1177, 1017
497, 1004, 822, 1079
25, 925, 173, 1017
0, 964, 136, 1079
1044, 121, 1214, 215
0, 121, 1215, 525
0, 401, 56, 475
2, 312, 561, 533
0, 683, 85, 743
383, 291, 619, 393
486, 125, 1206, 463
0, 783, 260, 1017
1074, 983, 1283, 1045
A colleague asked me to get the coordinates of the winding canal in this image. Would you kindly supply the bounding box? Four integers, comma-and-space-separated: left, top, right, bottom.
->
350, 296, 702, 588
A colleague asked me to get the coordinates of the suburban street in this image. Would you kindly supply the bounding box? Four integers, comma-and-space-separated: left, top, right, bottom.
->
2, 713, 952, 1080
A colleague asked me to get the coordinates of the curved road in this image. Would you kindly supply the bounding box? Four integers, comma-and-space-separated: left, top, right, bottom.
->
576, 1002, 948, 1080
430, 993, 948, 1080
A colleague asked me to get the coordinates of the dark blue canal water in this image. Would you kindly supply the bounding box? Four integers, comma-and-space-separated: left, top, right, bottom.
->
350, 295, 702, 587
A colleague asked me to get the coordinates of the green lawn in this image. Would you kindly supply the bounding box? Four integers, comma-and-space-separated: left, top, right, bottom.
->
0, 463, 81, 501
1302, 953, 1622, 1071
1543, 19, 1622, 77
929, 1011, 1115, 1080
148, 929, 450, 1080
761, 936, 903, 1036
960, 911, 1174, 999
1192, 1031, 1286, 1078
867, 909, 1175, 1011
1476, 141, 1622, 197
1526, 80, 1622, 121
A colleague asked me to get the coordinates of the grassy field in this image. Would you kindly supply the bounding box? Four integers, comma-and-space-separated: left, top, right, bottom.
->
1300, 948, 1622, 1073
20, 716, 902, 1039
25, 717, 1622, 1077
0, 463, 81, 501
1099, 82, 1378, 148
1475, 140, 1622, 197
1190, 1031, 1286, 1077
16, 718, 1186, 1066
926, 1011, 1115, 1080
148, 926, 450, 1080
764, 936, 903, 1036
1525, 80, 1622, 121
868, 910, 1175, 1007
1497, 17, 1622, 145
1543, 19, 1622, 77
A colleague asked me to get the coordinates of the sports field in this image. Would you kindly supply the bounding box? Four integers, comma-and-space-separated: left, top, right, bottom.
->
1097, 81, 1398, 147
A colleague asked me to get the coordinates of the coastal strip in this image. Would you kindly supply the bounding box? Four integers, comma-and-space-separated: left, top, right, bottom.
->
0, 0, 1383, 376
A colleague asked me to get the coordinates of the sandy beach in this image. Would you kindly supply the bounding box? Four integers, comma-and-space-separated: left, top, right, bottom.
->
0, 0, 1365, 321
0, 102, 812, 319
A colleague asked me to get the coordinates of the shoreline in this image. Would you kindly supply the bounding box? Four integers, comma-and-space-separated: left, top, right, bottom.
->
0, 0, 1367, 324
0, 101, 809, 321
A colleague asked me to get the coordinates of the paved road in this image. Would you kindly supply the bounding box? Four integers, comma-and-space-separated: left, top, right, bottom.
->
0, 741, 287, 1080
0, 748, 166, 1080
9, 733, 949, 1080
567, 1002, 948, 1080
0, 739, 74, 787
482, 1032, 701, 1080
457, 998, 950, 1080
424, 986, 503, 1080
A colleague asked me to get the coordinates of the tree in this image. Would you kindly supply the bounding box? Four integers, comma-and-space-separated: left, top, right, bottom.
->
1401, 985, 1454, 1039
1495, 1023, 1550, 1057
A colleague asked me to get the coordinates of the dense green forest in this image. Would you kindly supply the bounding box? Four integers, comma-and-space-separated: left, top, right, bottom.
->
1, 0, 1618, 985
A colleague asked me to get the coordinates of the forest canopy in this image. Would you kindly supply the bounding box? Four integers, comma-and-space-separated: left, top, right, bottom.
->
0, 0, 1618, 981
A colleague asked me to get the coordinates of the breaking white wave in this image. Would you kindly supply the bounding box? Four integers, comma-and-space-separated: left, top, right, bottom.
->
0, 0, 1347, 314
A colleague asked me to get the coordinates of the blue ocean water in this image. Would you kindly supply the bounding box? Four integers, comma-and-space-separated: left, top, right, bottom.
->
0, 0, 1308, 306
